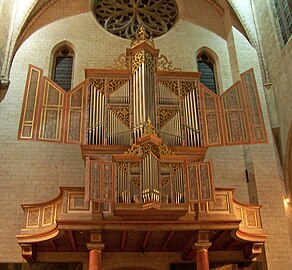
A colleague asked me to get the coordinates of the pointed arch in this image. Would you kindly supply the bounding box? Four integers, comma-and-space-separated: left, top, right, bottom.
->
195, 47, 222, 94
50, 40, 75, 91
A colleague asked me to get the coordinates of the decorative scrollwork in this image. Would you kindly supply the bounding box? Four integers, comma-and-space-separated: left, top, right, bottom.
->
171, 163, 183, 176
90, 79, 106, 94
108, 79, 129, 94
105, 53, 128, 70
118, 162, 129, 173
131, 177, 141, 187
125, 143, 140, 156
93, 0, 178, 39
110, 107, 130, 127
159, 143, 173, 156
181, 81, 196, 97
157, 54, 182, 72
143, 118, 156, 135
159, 80, 179, 96
160, 177, 170, 188
141, 142, 160, 159
132, 50, 155, 74
159, 108, 179, 127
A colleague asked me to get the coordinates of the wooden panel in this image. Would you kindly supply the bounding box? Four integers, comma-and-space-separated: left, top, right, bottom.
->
65, 82, 86, 144
221, 82, 249, 144
186, 162, 213, 203
200, 83, 223, 146
241, 69, 268, 143
38, 78, 65, 141
85, 159, 114, 203
18, 65, 42, 139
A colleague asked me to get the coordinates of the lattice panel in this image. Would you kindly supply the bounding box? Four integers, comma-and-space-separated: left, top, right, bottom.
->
157, 80, 179, 105
132, 50, 155, 74
39, 79, 65, 141
200, 84, 223, 146
158, 108, 179, 127
66, 83, 85, 143
186, 162, 213, 203
158, 80, 179, 96
108, 109, 130, 145
19, 65, 42, 139
221, 83, 249, 144
241, 69, 268, 143
85, 159, 114, 203
160, 111, 182, 146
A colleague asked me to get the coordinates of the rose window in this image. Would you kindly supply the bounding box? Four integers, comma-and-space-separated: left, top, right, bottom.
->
93, 0, 178, 39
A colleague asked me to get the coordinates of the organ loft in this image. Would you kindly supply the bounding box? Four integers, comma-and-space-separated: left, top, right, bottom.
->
17, 27, 268, 270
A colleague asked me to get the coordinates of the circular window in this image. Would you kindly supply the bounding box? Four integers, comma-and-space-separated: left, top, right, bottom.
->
93, 0, 178, 39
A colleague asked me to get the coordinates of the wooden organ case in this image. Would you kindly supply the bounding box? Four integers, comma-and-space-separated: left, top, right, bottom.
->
17, 28, 268, 267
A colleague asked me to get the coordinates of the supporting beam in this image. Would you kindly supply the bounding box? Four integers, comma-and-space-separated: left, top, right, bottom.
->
68, 231, 77, 251
49, 240, 57, 252
244, 243, 263, 259
182, 232, 197, 260
224, 237, 237, 249
141, 231, 152, 250
161, 231, 175, 250
120, 231, 127, 250
210, 230, 229, 250
20, 243, 35, 262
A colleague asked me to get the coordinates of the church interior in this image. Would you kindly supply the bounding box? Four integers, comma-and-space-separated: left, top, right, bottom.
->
0, 0, 291, 269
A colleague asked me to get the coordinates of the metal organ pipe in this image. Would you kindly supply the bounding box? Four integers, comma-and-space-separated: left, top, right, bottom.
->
183, 87, 200, 147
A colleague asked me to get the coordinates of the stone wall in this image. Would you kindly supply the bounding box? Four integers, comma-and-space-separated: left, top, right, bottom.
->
0, 0, 291, 269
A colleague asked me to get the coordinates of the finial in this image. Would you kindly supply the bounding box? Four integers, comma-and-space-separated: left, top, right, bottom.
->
143, 117, 156, 135
131, 25, 155, 48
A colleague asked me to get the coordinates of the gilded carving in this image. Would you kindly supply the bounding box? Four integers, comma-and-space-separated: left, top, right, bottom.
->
160, 177, 170, 188
181, 81, 196, 97
27, 208, 40, 228
171, 163, 183, 176
159, 143, 173, 156
158, 108, 179, 127
187, 165, 199, 202
131, 177, 141, 187
143, 118, 156, 135
90, 79, 106, 94
159, 80, 179, 96
108, 79, 129, 94
141, 142, 160, 159
43, 205, 53, 226
110, 107, 130, 127
204, 92, 216, 111
132, 50, 155, 74
206, 114, 220, 144
118, 162, 129, 173
125, 143, 140, 156
200, 164, 211, 200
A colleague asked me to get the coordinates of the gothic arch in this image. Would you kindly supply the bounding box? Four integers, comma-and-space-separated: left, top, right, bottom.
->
5, 0, 256, 79
49, 40, 75, 91
195, 46, 222, 93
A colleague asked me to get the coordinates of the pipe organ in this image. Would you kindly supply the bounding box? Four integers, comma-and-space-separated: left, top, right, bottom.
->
18, 27, 268, 207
